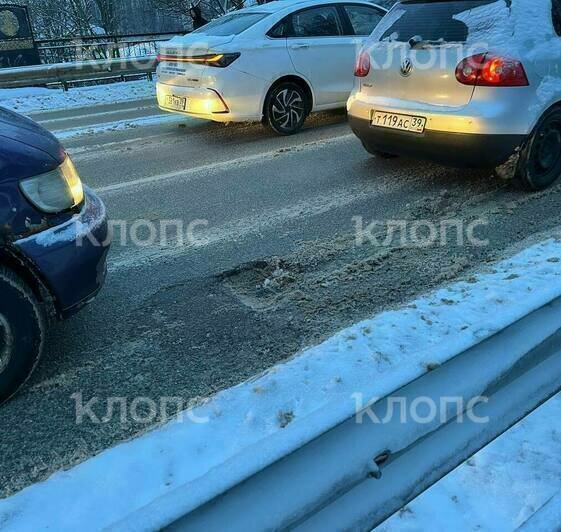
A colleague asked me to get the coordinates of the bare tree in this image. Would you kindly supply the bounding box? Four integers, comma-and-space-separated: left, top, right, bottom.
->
66, 0, 97, 35
28, 0, 119, 37
94, 0, 119, 35
150, 0, 246, 30
150, 0, 192, 19
28, 0, 78, 38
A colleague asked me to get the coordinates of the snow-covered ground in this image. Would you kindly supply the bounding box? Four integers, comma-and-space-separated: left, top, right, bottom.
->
0, 79, 156, 114
53, 113, 184, 140
376, 391, 561, 532
0, 239, 560, 531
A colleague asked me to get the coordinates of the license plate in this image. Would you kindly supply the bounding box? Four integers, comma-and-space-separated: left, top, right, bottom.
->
164, 94, 187, 111
372, 111, 426, 133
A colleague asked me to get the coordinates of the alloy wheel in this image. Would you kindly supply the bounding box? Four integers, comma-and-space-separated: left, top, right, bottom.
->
271, 89, 304, 132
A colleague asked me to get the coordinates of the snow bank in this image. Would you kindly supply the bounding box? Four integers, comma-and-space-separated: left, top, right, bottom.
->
375, 392, 561, 532
0, 79, 156, 114
1, 239, 561, 531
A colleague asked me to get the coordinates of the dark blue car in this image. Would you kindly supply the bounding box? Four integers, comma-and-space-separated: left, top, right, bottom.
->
0, 107, 110, 403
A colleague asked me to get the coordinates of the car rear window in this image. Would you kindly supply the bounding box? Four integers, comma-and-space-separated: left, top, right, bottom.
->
192, 12, 269, 36
343, 5, 385, 36
375, 0, 501, 43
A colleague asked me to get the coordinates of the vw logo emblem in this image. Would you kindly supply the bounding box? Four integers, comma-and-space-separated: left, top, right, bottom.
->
400, 58, 413, 77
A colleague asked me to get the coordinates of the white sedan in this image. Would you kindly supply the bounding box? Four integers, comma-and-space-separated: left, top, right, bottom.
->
156, 0, 386, 134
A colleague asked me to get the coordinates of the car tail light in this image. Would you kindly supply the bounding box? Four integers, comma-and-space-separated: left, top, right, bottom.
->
456, 53, 529, 87
156, 53, 240, 68
354, 51, 370, 78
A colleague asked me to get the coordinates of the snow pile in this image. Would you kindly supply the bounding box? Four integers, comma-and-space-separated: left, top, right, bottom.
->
457, 0, 558, 55
0, 79, 156, 114
454, 0, 512, 46
376, 392, 561, 532
1, 239, 561, 530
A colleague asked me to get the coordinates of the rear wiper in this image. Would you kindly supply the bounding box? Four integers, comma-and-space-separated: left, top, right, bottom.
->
408, 35, 448, 48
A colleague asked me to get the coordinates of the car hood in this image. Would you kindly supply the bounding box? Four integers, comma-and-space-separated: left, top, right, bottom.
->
0, 107, 65, 182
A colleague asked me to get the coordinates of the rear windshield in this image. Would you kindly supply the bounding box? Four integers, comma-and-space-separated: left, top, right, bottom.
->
374, 0, 501, 43
192, 12, 269, 36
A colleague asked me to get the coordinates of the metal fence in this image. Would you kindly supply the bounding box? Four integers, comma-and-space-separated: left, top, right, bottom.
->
36, 32, 182, 64
0, 56, 158, 89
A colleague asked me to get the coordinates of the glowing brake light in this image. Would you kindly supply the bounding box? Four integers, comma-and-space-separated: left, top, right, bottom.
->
156, 53, 240, 68
354, 51, 370, 78
456, 54, 529, 87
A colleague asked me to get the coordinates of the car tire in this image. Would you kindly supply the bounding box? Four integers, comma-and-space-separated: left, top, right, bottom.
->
512, 107, 561, 191
0, 267, 45, 404
264, 82, 309, 135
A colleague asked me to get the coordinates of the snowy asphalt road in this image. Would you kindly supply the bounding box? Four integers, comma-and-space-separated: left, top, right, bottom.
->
3, 100, 561, 497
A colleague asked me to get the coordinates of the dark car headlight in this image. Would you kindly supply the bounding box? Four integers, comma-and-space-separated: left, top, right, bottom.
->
19, 156, 84, 214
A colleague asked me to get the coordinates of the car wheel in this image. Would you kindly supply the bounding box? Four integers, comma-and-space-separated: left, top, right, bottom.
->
0, 267, 45, 404
264, 82, 309, 135
513, 108, 561, 191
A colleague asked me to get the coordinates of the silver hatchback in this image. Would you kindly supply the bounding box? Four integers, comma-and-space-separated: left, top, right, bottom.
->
347, 0, 561, 190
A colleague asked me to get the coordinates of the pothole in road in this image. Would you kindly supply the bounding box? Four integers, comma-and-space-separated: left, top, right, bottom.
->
219, 237, 476, 334
220, 180, 561, 333
220, 258, 303, 311
218, 232, 381, 314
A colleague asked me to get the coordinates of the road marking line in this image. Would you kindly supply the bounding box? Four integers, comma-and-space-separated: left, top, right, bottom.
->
26, 97, 156, 118
68, 131, 179, 156
36, 105, 160, 126
52, 114, 185, 141
96, 133, 356, 195
69, 121, 349, 159
107, 175, 397, 272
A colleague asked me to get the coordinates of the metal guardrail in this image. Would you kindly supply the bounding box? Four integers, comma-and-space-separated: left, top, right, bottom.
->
36, 32, 180, 64
124, 296, 561, 531
0, 56, 158, 89
0, 31, 180, 89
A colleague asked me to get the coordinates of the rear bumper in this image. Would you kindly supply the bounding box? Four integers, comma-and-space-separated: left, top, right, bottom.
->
156, 81, 262, 122
14, 188, 110, 318
348, 115, 526, 169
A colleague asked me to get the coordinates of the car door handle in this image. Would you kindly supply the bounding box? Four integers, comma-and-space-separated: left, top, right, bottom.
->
290, 43, 310, 50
